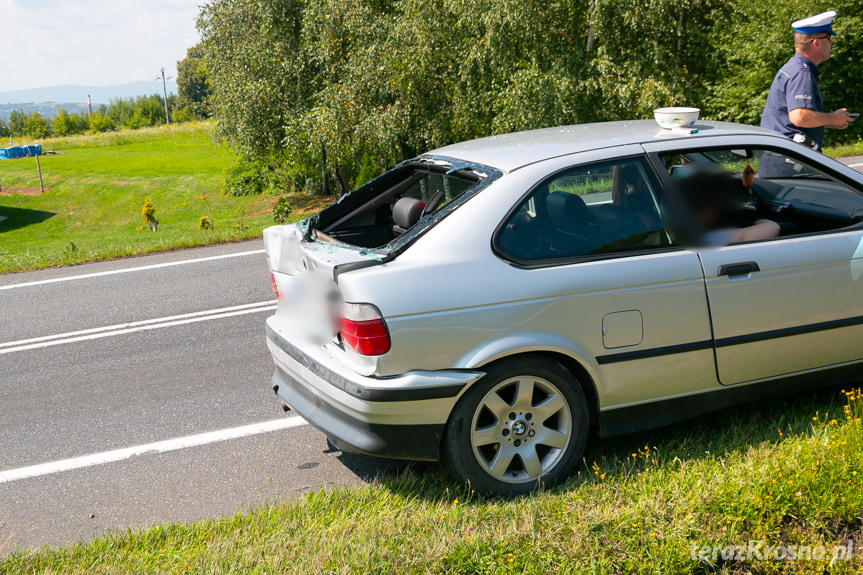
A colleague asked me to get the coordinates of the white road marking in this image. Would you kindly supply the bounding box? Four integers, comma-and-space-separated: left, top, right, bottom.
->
0, 301, 276, 355
0, 417, 309, 484
843, 162, 863, 169
0, 248, 266, 292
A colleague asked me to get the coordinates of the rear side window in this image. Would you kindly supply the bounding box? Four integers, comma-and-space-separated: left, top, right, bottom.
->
318, 160, 487, 250
495, 157, 672, 264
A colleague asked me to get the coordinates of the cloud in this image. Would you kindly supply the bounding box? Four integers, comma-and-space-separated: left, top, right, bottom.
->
0, 0, 201, 91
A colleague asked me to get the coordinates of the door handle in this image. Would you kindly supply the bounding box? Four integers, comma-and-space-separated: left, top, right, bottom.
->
718, 261, 760, 277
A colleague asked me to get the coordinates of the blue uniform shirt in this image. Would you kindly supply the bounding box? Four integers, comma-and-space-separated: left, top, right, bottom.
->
760, 53, 824, 149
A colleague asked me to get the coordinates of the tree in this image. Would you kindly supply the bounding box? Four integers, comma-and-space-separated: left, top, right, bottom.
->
89, 110, 116, 133
176, 42, 212, 118
23, 112, 51, 138
198, 0, 860, 196
0, 116, 8, 138
8, 109, 26, 137
52, 108, 85, 136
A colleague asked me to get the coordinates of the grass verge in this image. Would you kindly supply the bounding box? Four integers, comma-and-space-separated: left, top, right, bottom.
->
2, 388, 861, 574
825, 140, 863, 159
0, 123, 330, 274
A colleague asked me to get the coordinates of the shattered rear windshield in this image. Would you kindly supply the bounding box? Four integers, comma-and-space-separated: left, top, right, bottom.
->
307, 156, 500, 254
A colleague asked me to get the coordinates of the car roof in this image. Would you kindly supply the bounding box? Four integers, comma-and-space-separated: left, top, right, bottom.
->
428, 120, 781, 173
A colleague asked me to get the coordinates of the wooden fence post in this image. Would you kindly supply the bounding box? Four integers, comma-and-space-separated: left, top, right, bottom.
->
36, 154, 44, 193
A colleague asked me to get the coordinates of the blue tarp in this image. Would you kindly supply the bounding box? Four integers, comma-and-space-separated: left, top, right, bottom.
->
0, 145, 42, 160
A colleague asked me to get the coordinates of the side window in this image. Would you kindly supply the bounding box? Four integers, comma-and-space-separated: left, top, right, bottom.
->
659, 147, 863, 239
495, 157, 672, 263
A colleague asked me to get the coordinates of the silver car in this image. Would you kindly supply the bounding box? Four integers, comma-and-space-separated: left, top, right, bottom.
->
263, 120, 863, 495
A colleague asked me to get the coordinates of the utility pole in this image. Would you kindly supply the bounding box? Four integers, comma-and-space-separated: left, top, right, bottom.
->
155, 67, 172, 125
87, 95, 92, 118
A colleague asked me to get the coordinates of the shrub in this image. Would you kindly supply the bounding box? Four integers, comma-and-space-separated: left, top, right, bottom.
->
141, 197, 157, 231
272, 197, 292, 224
23, 112, 51, 138
172, 106, 195, 124
89, 112, 116, 133
52, 108, 85, 137
224, 156, 270, 196
355, 152, 383, 188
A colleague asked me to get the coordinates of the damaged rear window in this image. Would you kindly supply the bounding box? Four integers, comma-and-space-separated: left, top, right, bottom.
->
308, 156, 500, 253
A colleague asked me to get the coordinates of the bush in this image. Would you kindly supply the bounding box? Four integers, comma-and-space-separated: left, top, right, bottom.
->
355, 152, 383, 188
23, 112, 51, 138
172, 106, 195, 124
272, 196, 292, 224
89, 112, 116, 133
224, 156, 271, 196
52, 108, 87, 137
141, 197, 157, 231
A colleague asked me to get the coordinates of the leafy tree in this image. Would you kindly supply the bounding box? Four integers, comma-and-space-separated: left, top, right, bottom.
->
23, 112, 51, 138
586, 0, 728, 120
51, 108, 87, 136
107, 97, 138, 128
176, 42, 212, 118
130, 95, 169, 127
89, 110, 116, 133
8, 109, 26, 137
105, 95, 169, 129
198, 0, 863, 196
0, 117, 9, 138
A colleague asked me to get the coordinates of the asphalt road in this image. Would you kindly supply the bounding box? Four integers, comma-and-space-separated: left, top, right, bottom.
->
0, 241, 407, 553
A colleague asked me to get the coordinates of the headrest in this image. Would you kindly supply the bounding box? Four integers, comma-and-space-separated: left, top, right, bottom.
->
392, 197, 426, 230
547, 191, 590, 232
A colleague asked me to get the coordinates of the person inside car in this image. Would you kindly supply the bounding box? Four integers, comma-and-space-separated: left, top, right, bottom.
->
661, 167, 780, 247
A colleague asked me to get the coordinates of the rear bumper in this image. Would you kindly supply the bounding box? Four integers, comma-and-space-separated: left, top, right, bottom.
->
265, 320, 484, 460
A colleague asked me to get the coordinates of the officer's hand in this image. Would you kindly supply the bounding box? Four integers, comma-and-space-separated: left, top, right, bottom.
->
830, 108, 851, 129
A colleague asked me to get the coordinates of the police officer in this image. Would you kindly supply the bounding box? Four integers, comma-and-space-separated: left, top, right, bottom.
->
760, 10, 854, 160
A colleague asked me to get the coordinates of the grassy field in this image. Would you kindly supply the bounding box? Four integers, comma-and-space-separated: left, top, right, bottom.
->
2, 387, 861, 574
0, 123, 329, 274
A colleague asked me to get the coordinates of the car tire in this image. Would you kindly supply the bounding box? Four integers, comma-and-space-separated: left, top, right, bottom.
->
442, 356, 589, 495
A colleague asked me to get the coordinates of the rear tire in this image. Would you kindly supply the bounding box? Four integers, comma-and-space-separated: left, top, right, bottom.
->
442, 357, 589, 495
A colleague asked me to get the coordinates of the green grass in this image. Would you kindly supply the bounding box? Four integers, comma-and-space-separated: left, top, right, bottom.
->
0, 123, 329, 274
825, 140, 863, 159
3, 388, 861, 574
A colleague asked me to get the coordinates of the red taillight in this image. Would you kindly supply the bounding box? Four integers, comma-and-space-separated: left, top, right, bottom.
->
340, 303, 390, 356
269, 271, 280, 299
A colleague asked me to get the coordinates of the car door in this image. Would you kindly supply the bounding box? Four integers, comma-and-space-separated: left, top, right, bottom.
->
646, 141, 863, 385
493, 155, 719, 409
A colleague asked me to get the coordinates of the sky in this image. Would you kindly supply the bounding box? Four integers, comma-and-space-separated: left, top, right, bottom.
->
0, 0, 201, 92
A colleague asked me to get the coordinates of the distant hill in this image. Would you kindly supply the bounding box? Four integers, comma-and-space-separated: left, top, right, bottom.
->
0, 81, 178, 119
0, 102, 90, 120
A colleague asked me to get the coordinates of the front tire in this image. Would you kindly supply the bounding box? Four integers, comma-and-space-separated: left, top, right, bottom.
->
442, 357, 589, 495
